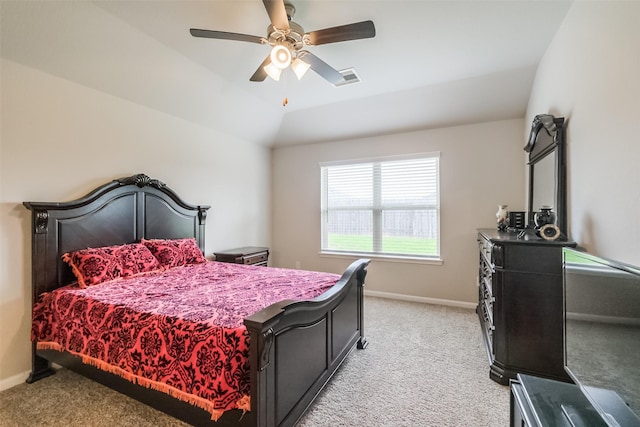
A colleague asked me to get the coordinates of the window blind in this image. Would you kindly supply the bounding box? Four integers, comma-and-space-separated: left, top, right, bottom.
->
321, 153, 440, 259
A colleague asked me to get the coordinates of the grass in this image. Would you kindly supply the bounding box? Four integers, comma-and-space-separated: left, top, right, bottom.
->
327, 234, 438, 256
563, 248, 586, 263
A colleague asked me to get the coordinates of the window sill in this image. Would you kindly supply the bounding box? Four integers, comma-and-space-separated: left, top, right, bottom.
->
319, 251, 443, 265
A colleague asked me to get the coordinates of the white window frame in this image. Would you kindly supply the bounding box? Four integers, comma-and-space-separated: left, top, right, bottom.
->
320, 152, 441, 263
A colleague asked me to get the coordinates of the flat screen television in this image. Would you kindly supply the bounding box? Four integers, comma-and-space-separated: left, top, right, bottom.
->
563, 247, 640, 427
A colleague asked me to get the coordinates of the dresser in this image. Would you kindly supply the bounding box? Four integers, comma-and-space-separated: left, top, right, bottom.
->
213, 246, 269, 266
477, 229, 575, 385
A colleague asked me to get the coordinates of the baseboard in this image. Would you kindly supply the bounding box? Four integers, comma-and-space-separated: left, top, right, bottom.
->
364, 290, 476, 309
0, 370, 30, 392
0, 363, 62, 392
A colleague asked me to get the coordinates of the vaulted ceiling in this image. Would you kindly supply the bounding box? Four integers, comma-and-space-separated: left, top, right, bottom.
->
1, 1, 572, 147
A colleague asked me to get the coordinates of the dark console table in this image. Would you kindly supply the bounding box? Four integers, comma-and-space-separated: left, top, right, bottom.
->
511, 374, 640, 427
477, 229, 575, 385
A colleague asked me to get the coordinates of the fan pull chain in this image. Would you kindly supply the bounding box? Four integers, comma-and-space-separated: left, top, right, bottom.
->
282, 68, 290, 107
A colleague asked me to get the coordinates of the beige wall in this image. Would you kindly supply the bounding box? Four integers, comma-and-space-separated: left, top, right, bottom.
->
271, 119, 525, 304
526, 1, 640, 266
0, 59, 271, 387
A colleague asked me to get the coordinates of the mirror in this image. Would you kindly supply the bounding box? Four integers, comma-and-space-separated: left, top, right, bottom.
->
531, 152, 556, 210
524, 114, 567, 237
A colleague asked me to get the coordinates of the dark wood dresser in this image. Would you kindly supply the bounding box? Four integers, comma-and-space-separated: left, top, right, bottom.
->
477, 229, 575, 385
213, 246, 269, 266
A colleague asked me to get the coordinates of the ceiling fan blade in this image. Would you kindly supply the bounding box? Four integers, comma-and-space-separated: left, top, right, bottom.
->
298, 51, 345, 86
190, 28, 265, 44
263, 0, 290, 30
306, 20, 376, 46
250, 55, 272, 82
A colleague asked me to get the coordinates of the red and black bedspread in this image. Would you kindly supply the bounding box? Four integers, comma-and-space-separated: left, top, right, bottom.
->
31, 261, 340, 420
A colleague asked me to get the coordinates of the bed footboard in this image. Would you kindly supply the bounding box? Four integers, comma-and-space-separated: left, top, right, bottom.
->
244, 259, 370, 427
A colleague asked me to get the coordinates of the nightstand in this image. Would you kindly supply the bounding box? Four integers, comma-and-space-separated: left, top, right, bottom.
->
213, 246, 269, 266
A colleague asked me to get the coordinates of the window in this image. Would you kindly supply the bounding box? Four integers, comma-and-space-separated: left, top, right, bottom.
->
320, 153, 440, 260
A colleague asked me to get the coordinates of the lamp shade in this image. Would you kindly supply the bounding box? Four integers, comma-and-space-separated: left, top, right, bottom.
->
270, 45, 292, 69
264, 62, 282, 81
291, 58, 311, 80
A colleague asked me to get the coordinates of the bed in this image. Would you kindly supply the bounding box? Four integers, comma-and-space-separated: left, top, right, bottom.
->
23, 173, 370, 427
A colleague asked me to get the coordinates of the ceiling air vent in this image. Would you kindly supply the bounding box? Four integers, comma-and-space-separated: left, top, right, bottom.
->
334, 68, 361, 87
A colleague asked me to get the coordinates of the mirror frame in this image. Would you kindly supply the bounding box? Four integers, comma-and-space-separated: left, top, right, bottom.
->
523, 114, 567, 237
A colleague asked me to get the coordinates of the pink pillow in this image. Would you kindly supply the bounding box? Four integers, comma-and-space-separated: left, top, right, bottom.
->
142, 238, 206, 269
111, 243, 162, 277
62, 243, 162, 288
62, 247, 123, 288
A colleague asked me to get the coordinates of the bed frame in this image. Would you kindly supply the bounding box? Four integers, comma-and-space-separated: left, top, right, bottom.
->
23, 173, 370, 427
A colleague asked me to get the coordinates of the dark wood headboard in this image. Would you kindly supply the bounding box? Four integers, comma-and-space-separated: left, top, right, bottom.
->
23, 174, 210, 299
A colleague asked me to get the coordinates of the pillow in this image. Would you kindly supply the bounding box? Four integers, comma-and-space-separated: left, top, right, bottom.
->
62, 247, 123, 288
62, 243, 162, 288
111, 243, 162, 277
142, 238, 206, 269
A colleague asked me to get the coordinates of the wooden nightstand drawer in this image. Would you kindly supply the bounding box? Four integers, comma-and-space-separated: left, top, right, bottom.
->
214, 246, 269, 267
243, 252, 268, 265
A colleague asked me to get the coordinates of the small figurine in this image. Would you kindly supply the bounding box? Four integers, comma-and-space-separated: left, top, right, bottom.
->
496, 205, 508, 231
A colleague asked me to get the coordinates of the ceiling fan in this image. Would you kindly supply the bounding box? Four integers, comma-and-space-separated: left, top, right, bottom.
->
190, 0, 376, 85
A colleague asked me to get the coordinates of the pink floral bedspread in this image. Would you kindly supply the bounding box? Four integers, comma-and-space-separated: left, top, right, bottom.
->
32, 261, 340, 420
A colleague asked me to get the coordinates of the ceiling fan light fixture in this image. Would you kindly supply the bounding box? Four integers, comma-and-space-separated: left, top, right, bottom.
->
270, 44, 292, 69
291, 58, 311, 80
189, 2, 376, 86
264, 62, 282, 81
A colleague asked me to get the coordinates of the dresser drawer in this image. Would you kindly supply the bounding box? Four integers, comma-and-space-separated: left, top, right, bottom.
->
478, 234, 494, 266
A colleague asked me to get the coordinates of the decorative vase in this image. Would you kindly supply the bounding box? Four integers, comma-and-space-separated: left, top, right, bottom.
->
534, 206, 556, 228
496, 205, 508, 230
